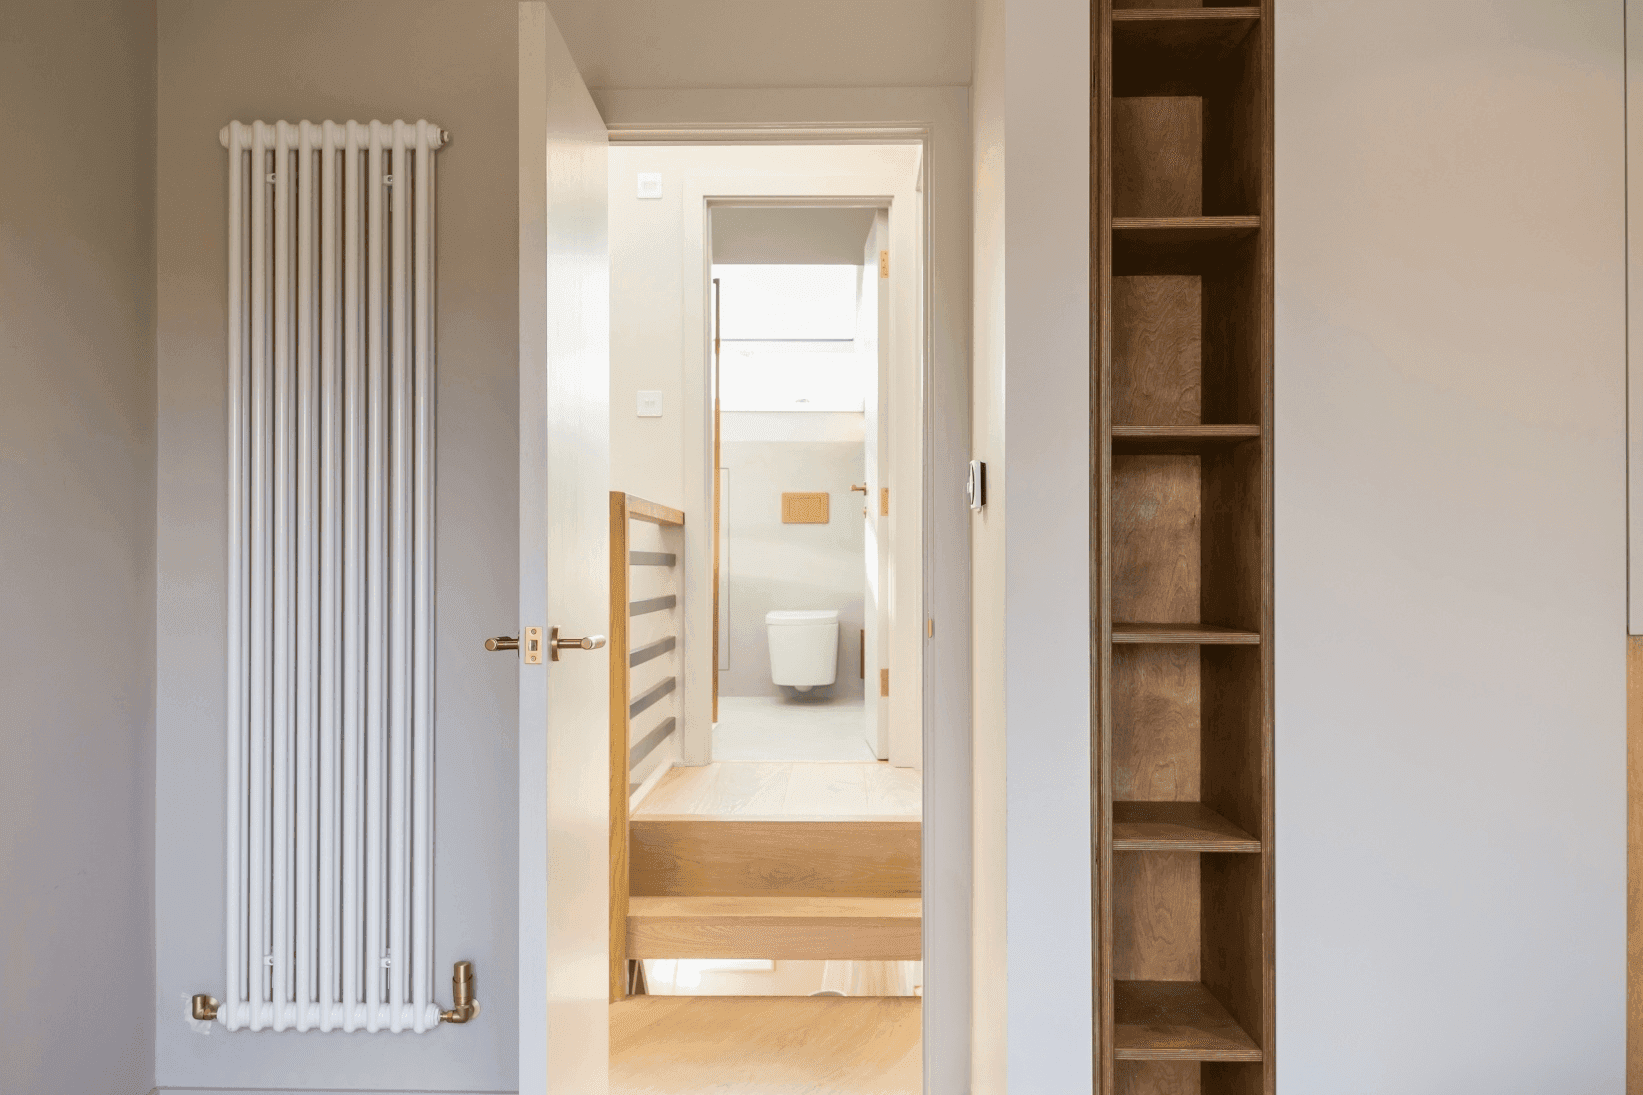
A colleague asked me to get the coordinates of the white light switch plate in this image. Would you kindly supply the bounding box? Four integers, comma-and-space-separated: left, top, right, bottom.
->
637, 172, 662, 200
637, 390, 663, 417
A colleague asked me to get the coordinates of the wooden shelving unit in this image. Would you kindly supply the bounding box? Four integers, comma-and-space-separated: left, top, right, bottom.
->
1094, 1, 1273, 1092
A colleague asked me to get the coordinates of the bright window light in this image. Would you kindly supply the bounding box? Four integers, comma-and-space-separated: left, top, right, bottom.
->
715, 264, 858, 341
714, 264, 868, 412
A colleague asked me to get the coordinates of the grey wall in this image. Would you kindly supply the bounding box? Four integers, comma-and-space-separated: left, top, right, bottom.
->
720, 412, 865, 700
0, 3, 158, 1093
1277, 0, 1625, 1089
154, 2, 519, 1088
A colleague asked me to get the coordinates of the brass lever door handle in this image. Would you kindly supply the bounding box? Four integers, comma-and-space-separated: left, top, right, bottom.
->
550, 627, 607, 661
484, 636, 519, 652
850, 483, 869, 494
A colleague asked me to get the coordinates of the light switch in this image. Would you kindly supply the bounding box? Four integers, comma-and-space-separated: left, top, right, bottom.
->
637, 390, 663, 417
637, 172, 662, 200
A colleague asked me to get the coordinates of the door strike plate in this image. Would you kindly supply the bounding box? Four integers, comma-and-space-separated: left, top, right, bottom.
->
523, 626, 544, 664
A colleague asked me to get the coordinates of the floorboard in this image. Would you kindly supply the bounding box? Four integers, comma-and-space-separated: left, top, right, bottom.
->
610, 996, 922, 1095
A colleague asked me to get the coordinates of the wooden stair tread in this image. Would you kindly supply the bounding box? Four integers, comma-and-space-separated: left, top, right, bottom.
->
630, 818, 921, 898
611, 996, 921, 1095
631, 896, 922, 918
1112, 802, 1260, 852
1113, 981, 1261, 1062
1111, 622, 1261, 644
628, 896, 921, 961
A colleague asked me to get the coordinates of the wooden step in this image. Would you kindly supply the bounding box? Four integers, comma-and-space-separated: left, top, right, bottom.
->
627, 896, 921, 960
611, 996, 921, 1095
630, 818, 920, 897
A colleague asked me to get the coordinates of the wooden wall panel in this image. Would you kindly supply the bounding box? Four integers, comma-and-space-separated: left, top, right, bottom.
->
1113, 275, 1202, 426
1113, 98, 1203, 219
1113, 455, 1201, 623
1113, 851, 1200, 981
1113, 646, 1200, 802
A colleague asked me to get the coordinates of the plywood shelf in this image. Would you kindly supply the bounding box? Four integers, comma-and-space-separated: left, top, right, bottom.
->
1112, 802, 1260, 853
1111, 622, 1260, 645
1113, 6, 1261, 22
1112, 424, 1261, 454
1113, 215, 1260, 243
627, 896, 922, 961
1113, 980, 1262, 1062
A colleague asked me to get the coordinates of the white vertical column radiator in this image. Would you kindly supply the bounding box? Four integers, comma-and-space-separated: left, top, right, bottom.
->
206, 119, 466, 1034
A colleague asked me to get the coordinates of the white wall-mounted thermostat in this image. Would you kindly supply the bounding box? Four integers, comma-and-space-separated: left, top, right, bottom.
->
637, 390, 663, 418
966, 459, 987, 511
636, 172, 663, 200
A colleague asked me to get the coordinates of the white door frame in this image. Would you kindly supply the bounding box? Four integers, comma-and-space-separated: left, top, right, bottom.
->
607, 125, 968, 1092
679, 173, 923, 772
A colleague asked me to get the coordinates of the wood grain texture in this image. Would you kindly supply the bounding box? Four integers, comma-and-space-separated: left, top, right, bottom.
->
1114, 455, 1200, 623
610, 492, 632, 1001
1114, 852, 1199, 981
1113, 425, 1260, 456
1117, 1060, 1202, 1095
627, 896, 921, 960
635, 761, 921, 820
626, 495, 685, 526
1113, 276, 1202, 426
1113, 802, 1259, 852
610, 996, 921, 1095
1112, 15, 1259, 98
1099, 0, 1272, 1089
1629, 636, 1642, 1093
1112, 623, 1259, 644
1113, 98, 1202, 218
1113, 981, 1261, 1062
1113, 645, 1200, 802
630, 819, 921, 898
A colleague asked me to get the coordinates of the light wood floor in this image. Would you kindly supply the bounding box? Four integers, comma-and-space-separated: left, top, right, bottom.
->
634, 762, 921, 821
610, 996, 921, 1095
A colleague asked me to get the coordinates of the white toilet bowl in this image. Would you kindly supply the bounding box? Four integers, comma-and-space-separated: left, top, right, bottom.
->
765, 609, 839, 691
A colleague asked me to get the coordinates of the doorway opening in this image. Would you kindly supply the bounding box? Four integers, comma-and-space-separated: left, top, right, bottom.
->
606, 142, 927, 1092
712, 255, 885, 764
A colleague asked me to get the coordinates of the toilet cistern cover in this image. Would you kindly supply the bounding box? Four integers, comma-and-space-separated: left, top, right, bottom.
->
765, 609, 839, 625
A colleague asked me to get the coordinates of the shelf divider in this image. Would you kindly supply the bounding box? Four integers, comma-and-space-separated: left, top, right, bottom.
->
1112, 622, 1260, 645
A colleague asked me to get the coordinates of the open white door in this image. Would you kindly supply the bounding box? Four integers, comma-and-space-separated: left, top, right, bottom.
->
518, 6, 609, 1095
861, 211, 891, 760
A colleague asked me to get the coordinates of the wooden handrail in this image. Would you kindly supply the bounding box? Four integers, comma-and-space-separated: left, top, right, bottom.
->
610, 490, 684, 1002
624, 495, 685, 526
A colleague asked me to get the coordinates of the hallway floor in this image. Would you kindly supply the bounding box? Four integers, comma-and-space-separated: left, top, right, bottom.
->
712, 694, 875, 762
610, 996, 920, 1095
634, 761, 919, 820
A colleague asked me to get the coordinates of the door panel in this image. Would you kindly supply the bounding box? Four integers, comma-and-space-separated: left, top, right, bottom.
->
518, 6, 610, 1093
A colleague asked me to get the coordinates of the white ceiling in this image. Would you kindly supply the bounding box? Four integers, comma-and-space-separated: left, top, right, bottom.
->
546, 0, 974, 90
711, 207, 876, 264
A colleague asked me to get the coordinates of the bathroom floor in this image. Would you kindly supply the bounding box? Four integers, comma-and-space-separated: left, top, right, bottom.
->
712, 694, 875, 762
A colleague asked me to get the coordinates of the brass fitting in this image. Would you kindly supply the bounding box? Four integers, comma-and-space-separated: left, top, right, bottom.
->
192, 994, 220, 1021
439, 960, 478, 1024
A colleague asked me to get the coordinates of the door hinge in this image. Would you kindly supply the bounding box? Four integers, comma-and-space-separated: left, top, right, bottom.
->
880, 668, 889, 697
879, 250, 889, 278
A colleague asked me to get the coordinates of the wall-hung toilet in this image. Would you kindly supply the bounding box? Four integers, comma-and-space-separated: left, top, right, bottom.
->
765, 609, 839, 692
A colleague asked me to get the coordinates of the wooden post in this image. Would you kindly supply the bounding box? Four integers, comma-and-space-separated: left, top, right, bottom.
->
609, 491, 631, 1001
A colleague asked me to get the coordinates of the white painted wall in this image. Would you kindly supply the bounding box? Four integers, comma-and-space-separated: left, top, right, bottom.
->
1277, 1, 1626, 1089
0, 4, 157, 1093
719, 412, 866, 700
967, 0, 1095, 1090
547, 0, 972, 90
154, 2, 520, 1089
